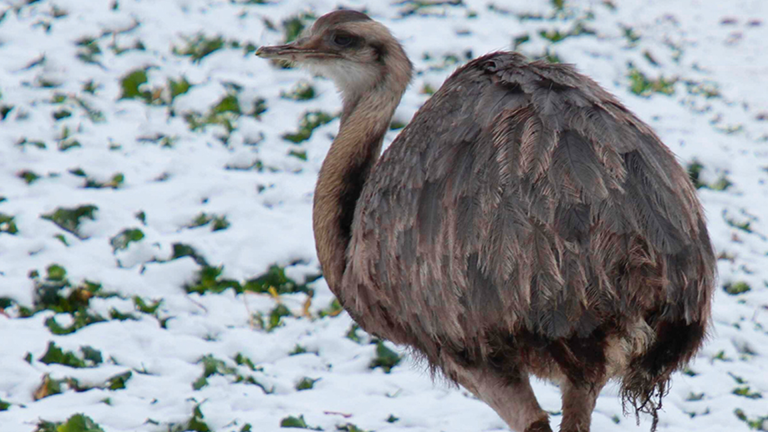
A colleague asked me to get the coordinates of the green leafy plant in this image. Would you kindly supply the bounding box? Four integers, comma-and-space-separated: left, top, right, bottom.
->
119, 69, 150, 101
281, 81, 316, 100
36, 413, 105, 432
282, 111, 335, 143
174, 34, 225, 62
318, 299, 342, 318
185, 266, 241, 294
193, 354, 270, 393
105, 371, 132, 390
38, 342, 102, 368
188, 213, 230, 231
84, 173, 125, 189
171, 243, 209, 266
370, 340, 402, 373
18, 170, 41, 185
193, 355, 236, 390
137, 133, 177, 147
734, 408, 768, 430
183, 93, 246, 142
620, 25, 641, 47
243, 264, 316, 295
346, 324, 363, 344
733, 386, 762, 399
169, 77, 192, 102
119, 69, 192, 105
280, 415, 322, 430
0, 213, 19, 234
289, 149, 308, 161
295, 377, 319, 391
53, 108, 72, 120
234, 353, 260, 371
282, 13, 316, 44
17, 138, 46, 149
110, 228, 145, 251
336, 424, 367, 432
539, 21, 595, 43
57, 126, 82, 151
686, 160, 731, 191
289, 345, 308, 356
76, 36, 102, 64
628, 64, 676, 97
33, 375, 63, 400
264, 303, 292, 331
168, 404, 211, 432
41, 205, 98, 239
24, 265, 116, 334
724, 281, 751, 295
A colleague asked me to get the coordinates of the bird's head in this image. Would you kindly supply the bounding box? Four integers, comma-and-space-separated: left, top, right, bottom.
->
256, 10, 412, 98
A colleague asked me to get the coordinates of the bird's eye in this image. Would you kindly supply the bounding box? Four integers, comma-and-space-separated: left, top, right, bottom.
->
332, 33, 355, 47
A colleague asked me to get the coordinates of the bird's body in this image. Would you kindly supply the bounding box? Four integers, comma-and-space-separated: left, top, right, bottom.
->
257, 11, 715, 432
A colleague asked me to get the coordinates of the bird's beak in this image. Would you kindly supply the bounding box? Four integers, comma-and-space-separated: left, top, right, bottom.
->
256, 39, 339, 62
255, 43, 302, 59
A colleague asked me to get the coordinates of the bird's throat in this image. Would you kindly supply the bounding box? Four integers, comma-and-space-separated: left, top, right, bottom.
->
312, 87, 402, 293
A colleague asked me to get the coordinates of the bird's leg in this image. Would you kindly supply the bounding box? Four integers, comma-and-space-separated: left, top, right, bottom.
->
453, 367, 551, 432
558, 379, 606, 432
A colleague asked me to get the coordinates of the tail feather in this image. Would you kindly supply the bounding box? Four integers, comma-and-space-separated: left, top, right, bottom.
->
620, 319, 708, 431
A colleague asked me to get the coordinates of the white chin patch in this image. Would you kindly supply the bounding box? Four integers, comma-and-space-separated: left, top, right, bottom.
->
303, 60, 378, 94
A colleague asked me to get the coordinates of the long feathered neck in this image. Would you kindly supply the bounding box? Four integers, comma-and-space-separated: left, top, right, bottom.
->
313, 63, 410, 293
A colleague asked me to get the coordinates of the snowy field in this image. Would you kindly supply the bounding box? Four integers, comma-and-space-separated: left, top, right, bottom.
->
1, 0, 767, 431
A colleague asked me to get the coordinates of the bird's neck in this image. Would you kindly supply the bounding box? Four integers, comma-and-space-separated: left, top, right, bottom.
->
313, 83, 404, 293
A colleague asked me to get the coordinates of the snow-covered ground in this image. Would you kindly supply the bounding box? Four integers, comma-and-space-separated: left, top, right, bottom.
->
0, 0, 766, 431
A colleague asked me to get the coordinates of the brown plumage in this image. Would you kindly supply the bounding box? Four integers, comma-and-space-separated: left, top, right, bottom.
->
257, 10, 715, 432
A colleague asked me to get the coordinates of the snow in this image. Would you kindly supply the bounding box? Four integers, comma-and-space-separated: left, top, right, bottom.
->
1, 0, 767, 431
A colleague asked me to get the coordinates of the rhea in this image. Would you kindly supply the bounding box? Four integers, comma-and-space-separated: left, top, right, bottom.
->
256, 10, 714, 432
